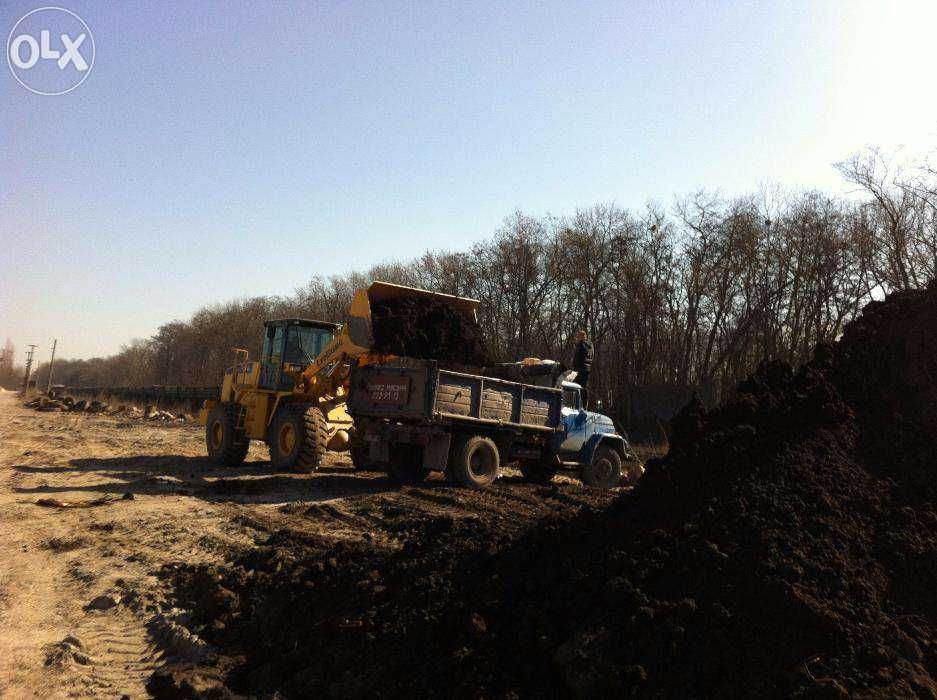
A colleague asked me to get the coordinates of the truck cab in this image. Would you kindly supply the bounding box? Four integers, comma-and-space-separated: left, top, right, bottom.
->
554, 381, 642, 486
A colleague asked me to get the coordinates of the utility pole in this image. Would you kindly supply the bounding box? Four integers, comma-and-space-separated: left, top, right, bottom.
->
22, 345, 37, 394
46, 339, 58, 393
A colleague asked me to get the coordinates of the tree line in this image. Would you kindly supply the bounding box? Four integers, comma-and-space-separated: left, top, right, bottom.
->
18, 148, 937, 432
0, 339, 17, 390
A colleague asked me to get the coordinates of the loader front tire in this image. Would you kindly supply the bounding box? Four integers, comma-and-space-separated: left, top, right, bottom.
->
268, 404, 327, 473
206, 403, 249, 466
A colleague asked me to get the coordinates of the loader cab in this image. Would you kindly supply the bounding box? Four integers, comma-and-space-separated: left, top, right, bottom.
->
260, 318, 339, 390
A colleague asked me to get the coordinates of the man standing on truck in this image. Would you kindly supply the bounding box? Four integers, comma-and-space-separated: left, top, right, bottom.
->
572, 329, 593, 406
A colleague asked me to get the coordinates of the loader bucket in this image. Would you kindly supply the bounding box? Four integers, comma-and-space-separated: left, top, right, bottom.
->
345, 281, 480, 340
366, 281, 480, 320
346, 281, 487, 365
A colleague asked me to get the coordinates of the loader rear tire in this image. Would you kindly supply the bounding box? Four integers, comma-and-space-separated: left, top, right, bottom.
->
582, 445, 622, 489
268, 404, 327, 473
450, 435, 500, 489
206, 403, 249, 466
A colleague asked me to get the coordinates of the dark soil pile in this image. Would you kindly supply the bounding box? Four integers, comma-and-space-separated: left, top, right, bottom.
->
370, 297, 491, 366
161, 283, 937, 698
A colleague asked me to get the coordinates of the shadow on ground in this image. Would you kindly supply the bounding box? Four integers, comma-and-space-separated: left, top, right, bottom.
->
11, 455, 408, 504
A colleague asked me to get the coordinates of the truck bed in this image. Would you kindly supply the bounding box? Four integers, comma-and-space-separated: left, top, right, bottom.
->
349, 359, 562, 432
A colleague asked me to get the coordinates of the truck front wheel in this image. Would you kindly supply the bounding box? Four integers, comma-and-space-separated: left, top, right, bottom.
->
582, 445, 622, 489
451, 436, 500, 489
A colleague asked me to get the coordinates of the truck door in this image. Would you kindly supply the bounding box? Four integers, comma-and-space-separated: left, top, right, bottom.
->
558, 386, 589, 457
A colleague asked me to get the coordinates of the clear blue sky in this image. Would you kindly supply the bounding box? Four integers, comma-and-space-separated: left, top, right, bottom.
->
2, 0, 935, 360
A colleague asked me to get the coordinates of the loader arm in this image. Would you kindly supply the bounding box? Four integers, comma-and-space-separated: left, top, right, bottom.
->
300, 322, 374, 397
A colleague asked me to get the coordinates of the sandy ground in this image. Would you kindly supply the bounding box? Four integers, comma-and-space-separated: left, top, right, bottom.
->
0, 389, 633, 697
0, 389, 364, 698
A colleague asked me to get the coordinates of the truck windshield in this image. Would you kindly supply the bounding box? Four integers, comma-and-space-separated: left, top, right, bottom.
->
562, 388, 580, 410
284, 326, 333, 366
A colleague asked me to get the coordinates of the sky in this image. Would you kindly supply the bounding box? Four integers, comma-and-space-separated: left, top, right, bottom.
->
2, 0, 937, 362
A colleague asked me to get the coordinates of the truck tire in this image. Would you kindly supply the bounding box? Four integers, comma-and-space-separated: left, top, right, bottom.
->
268, 404, 327, 473
519, 459, 556, 485
206, 403, 249, 466
450, 435, 500, 489
582, 445, 622, 489
387, 444, 429, 485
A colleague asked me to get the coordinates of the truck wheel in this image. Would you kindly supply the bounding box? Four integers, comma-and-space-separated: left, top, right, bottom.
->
582, 445, 622, 489
268, 404, 327, 473
519, 460, 556, 485
451, 436, 500, 489
387, 444, 429, 485
206, 403, 249, 466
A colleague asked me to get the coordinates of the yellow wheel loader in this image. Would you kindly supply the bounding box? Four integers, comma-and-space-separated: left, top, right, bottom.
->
199, 281, 479, 471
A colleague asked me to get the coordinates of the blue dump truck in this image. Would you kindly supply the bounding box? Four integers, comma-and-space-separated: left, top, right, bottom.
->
348, 358, 643, 489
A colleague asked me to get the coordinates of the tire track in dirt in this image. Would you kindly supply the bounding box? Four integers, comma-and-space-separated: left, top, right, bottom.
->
60, 610, 165, 698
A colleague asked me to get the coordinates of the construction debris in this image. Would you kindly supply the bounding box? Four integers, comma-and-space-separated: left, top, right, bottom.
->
114, 405, 143, 417
23, 396, 108, 413
22, 394, 190, 424
147, 410, 177, 422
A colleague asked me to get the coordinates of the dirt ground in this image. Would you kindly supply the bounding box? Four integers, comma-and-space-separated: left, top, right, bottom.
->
0, 388, 623, 698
